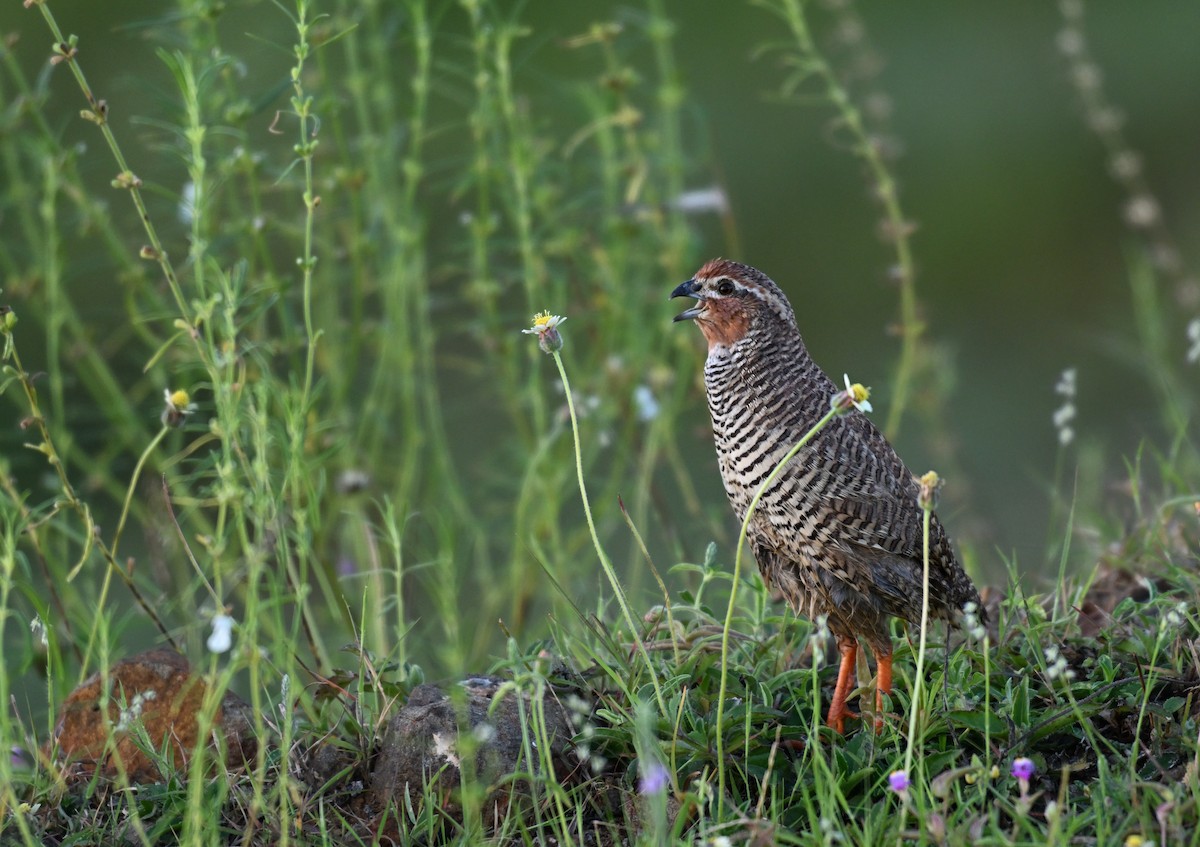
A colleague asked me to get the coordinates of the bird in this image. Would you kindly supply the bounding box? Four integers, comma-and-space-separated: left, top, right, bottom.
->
671, 258, 982, 733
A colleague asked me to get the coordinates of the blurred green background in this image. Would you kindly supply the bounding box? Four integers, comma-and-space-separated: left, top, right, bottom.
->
2, 1, 1197, 652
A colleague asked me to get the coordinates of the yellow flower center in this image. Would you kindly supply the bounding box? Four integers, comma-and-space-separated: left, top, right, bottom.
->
531, 311, 554, 329
170, 389, 191, 409
848, 383, 870, 405
919, 470, 940, 489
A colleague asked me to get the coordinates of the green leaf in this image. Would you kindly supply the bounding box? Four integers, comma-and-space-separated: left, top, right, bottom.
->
947, 709, 1009, 738
1012, 675, 1030, 726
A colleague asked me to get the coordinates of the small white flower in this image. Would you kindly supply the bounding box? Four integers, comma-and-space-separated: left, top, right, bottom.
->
1044, 645, 1073, 681
178, 180, 197, 225
961, 602, 986, 641
29, 616, 48, 648
1056, 28, 1084, 58
1164, 601, 1187, 629
809, 614, 831, 668
1124, 195, 1160, 229
1052, 368, 1078, 446
115, 690, 157, 731
1187, 318, 1200, 364
670, 186, 729, 215
633, 385, 660, 421
1055, 368, 1077, 397
207, 613, 235, 654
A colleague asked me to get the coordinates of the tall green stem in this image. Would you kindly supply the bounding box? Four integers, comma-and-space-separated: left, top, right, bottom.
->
902, 501, 933, 779
552, 351, 665, 715
764, 0, 921, 440
716, 404, 840, 816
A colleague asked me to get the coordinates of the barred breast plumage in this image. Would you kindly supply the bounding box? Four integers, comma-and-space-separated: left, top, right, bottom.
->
672, 258, 982, 733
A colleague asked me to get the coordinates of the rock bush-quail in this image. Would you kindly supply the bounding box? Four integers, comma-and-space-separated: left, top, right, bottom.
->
672, 258, 982, 733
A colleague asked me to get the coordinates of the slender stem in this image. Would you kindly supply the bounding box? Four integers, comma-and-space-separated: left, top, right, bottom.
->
551, 351, 665, 715
768, 0, 921, 440
288, 0, 319, 404
110, 427, 170, 560
619, 498, 681, 668
717, 404, 839, 816
31, 3, 194, 329
902, 501, 933, 778
6, 339, 175, 649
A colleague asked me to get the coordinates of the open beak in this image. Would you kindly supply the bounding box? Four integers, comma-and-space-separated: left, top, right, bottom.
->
670, 278, 704, 322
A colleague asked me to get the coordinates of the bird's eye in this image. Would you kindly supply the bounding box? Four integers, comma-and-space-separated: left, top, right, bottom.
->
716, 279, 736, 296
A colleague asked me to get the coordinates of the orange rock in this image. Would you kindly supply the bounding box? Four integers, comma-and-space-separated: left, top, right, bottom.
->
51, 648, 256, 783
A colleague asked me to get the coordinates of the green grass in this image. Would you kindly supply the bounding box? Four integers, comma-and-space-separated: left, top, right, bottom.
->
2, 0, 1199, 844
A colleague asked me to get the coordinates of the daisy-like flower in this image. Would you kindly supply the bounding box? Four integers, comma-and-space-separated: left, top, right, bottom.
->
161, 388, 198, 428
918, 470, 942, 511
888, 769, 910, 795
522, 311, 566, 354
831, 374, 872, 415
207, 613, 235, 654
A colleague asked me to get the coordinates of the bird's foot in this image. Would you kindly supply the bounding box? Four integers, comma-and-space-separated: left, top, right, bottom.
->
872, 655, 893, 734
824, 704, 859, 734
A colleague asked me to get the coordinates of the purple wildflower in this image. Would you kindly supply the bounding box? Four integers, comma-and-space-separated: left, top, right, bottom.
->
888, 770, 910, 794
1011, 757, 1035, 781
638, 761, 669, 795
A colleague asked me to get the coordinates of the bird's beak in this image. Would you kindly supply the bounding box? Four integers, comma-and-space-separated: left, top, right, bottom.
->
671, 278, 704, 322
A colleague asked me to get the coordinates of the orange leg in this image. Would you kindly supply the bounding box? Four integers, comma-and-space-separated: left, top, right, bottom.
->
873, 651, 893, 733
825, 637, 859, 733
